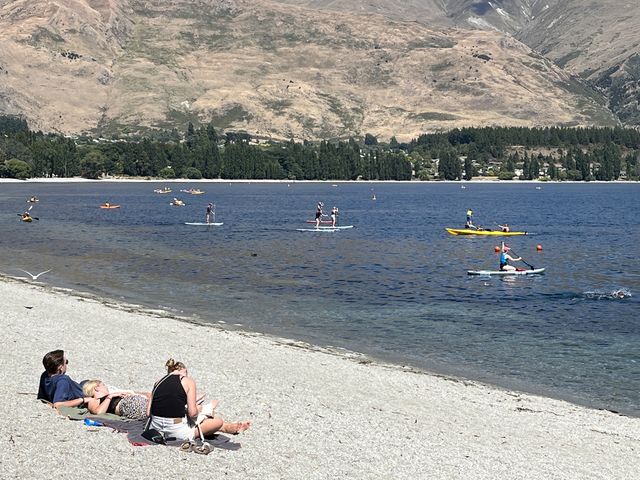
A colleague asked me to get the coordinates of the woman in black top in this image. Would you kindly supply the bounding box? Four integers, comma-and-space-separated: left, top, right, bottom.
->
147, 358, 250, 441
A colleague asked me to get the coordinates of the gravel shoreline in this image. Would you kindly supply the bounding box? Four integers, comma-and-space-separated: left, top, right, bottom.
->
2, 276, 638, 479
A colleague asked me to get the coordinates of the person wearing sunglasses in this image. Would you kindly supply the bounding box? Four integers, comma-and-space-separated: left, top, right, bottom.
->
37, 350, 91, 408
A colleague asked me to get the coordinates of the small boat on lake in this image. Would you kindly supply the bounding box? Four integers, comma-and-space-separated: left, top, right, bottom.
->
446, 228, 527, 236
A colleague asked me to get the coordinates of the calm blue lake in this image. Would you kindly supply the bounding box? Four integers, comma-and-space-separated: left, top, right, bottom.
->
1, 181, 639, 415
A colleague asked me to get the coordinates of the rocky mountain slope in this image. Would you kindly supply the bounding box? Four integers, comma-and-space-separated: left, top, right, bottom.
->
517, 1, 640, 125
0, 0, 623, 140
279, 0, 640, 129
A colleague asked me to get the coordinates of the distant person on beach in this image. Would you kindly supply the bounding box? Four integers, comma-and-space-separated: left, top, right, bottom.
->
330, 206, 339, 227
37, 350, 91, 408
147, 358, 251, 441
315, 202, 324, 228
83, 380, 150, 420
499, 243, 521, 271
465, 209, 477, 229
206, 203, 214, 224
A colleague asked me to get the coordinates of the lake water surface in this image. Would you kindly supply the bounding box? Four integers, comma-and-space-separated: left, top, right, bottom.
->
1, 181, 639, 415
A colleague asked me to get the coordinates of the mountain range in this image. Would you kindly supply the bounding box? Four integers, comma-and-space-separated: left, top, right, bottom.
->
0, 0, 637, 140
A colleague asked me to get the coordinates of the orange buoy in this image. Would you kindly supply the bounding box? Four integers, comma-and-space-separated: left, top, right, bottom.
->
536, 244, 543, 251
494, 245, 500, 252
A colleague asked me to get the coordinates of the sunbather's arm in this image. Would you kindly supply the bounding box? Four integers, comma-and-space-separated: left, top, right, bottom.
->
86, 395, 114, 415
53, 396, 90, 409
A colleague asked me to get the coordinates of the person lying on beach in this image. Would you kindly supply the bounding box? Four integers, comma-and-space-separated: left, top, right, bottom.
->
82, 380, 150, 420
37, 350, 92, 409
147, 358, 251, 441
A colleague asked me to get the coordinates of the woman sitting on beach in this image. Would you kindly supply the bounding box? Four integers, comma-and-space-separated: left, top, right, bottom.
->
37, 350, 92, 409
147, 358, 251, 441
83, 380, 150, 420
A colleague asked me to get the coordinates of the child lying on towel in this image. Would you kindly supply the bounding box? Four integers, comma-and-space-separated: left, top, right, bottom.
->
83, 380, 150, 420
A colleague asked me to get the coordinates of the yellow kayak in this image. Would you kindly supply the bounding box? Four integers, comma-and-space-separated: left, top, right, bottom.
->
446, 228, 527, 236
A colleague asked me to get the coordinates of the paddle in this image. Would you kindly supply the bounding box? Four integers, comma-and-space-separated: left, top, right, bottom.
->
506, 247, 534, 270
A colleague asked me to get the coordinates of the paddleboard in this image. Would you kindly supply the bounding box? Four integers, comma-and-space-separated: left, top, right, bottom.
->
296, 228, 340, 232
170, 202, 186, 206
185, 222, 223, 226
467, 268, 545, 276
318, 225, 353, 229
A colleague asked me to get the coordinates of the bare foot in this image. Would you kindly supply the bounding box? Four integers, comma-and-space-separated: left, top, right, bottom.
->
220, 421, 251, 434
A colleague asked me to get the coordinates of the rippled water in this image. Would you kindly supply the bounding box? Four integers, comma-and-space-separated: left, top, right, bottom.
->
1, 181, 639, 415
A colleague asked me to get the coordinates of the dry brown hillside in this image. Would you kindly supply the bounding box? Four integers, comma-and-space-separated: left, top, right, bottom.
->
0, 0, 618, 140
518, 0, 640, 126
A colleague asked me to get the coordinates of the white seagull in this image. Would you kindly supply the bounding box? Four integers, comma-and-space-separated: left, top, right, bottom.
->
18, 269, 51, 280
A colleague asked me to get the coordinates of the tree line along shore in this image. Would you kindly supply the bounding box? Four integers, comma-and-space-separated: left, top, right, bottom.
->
1, 115, 639, 182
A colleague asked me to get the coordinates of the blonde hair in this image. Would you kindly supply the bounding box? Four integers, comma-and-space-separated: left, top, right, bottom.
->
82, 379, 102, 397
165, 358, 187, 374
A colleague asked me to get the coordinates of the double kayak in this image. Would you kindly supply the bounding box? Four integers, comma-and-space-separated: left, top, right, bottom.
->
446, 228, 527, 236
468, 268, 545, 276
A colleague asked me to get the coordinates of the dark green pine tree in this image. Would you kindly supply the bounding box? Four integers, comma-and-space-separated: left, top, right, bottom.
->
464, 156, 474, 181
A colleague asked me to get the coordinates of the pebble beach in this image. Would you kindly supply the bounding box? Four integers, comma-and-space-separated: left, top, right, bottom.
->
1, 276, 639, 479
